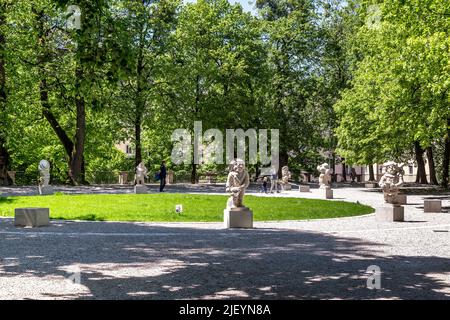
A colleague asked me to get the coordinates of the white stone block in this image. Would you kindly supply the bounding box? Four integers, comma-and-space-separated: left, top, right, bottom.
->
424, 200, 442, 213
365, 183, 378, 188
299, 185, 310, 192
376, 205, 404, 222
15, 208, 50, 227
224, 207, 253, 229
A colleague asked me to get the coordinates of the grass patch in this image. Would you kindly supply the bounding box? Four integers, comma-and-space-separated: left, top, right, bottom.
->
0, 193, 374, 222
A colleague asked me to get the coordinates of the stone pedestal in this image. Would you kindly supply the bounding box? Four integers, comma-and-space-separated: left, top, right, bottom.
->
424, 200, 442, 213
224, 207, 253, 229
376, 204, 404, 222
166, 171, 174, 184
7, 171, 16, 185
134, 185, 148, 194
118, 171, 128, 185
396, 194, 407, 205
324, 188, 333, 199
38, 186, 54, 195
15, 208, 50, 227
299, 185, 310, 192
365, 183, 378, 188
282, 184, 292, 191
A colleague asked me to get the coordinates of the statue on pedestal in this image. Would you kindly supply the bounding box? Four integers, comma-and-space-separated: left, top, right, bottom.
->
38, 160, 50, 187
226, 159, 250, 209
224, 158, 253, 228
38, 160, 53, 195
280, 166, 291, 191
135, 162, 148, 185
317, 163, 332, 189
379, 161, 404, 204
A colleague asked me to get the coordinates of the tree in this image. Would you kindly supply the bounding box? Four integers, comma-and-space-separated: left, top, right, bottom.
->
256, 0, 324, 175
112, 0, 180, 170
167, 0, 264, 183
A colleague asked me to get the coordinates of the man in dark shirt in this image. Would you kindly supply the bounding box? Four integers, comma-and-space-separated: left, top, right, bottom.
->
159, 161, 167, 192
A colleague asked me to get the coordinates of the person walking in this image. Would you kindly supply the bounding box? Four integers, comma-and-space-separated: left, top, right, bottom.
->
159, 161, 167, 192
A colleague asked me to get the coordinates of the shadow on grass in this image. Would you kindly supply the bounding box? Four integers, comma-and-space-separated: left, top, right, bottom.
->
52, 214, 106, 221
0, 220, 449, 300
0, 196, 16, 205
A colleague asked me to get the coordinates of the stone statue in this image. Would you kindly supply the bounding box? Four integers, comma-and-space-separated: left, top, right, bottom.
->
38, 160, 50, 187
225, 158, 250, 209
135, 162, 148, 185
379, 161, 404, 204
280, 166, 292, 191
317, 163, 332, 189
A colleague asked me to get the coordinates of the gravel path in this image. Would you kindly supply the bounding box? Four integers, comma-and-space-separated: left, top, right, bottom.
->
1, 185, 449, 300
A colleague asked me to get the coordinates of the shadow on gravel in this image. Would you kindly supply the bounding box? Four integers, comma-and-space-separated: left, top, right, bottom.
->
0, 221, 449, 300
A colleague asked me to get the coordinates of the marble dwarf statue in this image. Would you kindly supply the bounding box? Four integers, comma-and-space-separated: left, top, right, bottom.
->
317, 163, 332, 189
225, 159, 250, 209
38, 160, 51, 187
379, 161, 404, 204
280, 166, 292, 190
135, 162, 148, 185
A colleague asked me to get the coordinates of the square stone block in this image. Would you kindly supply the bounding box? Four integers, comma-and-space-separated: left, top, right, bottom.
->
15, 208, 50, 227
134, 185, 148, 194
424, 200, 442, 213
38, 186, 54, 195
224, 207, 253, 229
324, 188, 333, 199
376, 205, 404, 222
365, 183, 378, 188
283, 184, 292, 191
299, 185, 310, 192
396, 194, 407, 205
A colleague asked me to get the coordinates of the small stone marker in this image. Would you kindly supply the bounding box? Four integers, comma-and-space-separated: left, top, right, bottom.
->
299, 185, 310, 192
224, 207, 253, 229
325, 188, 333, 199
15, 208, 50, 227
424, 200, 442, 213
376, 204, 404, 222
365, 183, 378, 188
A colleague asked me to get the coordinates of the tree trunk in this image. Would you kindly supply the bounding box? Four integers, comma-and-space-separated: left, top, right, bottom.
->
40, 79, 74, 157
278, 151, 289, 177
341, 158, 347, 182
331, 153, 336, 182
134, 116, 142, 168
368, 164, 375, 182
442, 118, 450, 188
191, 163, 197, 184
69, 67, 86, 185
0, 3, 11, 185
426, 146, 438, 185
414, 141, 428, 184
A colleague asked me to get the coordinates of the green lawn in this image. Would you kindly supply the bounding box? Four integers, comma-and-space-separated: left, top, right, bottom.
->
0, 193, 374, 222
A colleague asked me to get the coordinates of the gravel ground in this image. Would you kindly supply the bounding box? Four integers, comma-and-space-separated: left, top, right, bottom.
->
0, 185, 449, 300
